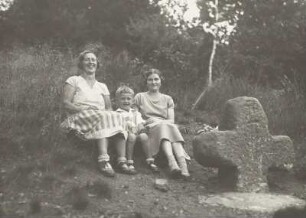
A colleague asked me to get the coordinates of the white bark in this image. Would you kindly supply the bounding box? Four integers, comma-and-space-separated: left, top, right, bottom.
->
192, 0, 218, 110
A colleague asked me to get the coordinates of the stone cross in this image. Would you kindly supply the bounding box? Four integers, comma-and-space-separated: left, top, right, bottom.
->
193, 97, 295, 192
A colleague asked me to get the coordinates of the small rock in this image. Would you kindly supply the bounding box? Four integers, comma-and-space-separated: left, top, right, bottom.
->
154, 199, 159, 205
18, 200, 28, 204
154, 179, 169, 192
88, 193, 96, 198
19, 193, 25, 197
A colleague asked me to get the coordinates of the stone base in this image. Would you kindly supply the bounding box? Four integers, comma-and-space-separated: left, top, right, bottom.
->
198, 192, 306, 218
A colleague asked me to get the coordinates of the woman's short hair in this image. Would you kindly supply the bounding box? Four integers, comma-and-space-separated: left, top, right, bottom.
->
115, 84, 134, 98
77, 50, 100, 70
143, 68, 163, 82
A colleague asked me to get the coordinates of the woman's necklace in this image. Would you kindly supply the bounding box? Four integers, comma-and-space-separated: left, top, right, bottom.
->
147, 92, 161, 103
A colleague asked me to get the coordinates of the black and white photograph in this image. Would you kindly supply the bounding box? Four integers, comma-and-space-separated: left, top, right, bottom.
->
0, 0, 306, 217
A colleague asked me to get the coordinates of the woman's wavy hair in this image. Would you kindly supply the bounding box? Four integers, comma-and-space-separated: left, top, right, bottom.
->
143, 68, 164, 84
77, 50, 100, 70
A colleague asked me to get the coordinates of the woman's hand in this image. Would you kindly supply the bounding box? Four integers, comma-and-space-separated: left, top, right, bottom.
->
84, 105, 100, 110
145, 118, 160, 126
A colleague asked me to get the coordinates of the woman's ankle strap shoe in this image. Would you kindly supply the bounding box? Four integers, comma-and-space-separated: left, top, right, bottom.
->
98, 161, 115, 177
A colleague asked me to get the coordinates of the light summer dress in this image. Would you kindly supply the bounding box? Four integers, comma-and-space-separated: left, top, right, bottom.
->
134, 92, 189, 158
60, 76, 127, 140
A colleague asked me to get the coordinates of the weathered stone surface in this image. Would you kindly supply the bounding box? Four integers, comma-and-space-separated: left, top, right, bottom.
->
198, 192, 306, 218
193, 97, 295, 192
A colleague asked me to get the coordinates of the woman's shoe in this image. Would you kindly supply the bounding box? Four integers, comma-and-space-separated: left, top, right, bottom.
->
177, 156, 190, 179
168, 156, 181, 178
98, 161, 115, 177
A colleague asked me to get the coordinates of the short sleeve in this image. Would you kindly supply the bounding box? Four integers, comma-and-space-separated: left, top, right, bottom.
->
65, 76, 78, 88
97, 82, 110, 95
167, 96, 174, 109
134, 93, 141, 109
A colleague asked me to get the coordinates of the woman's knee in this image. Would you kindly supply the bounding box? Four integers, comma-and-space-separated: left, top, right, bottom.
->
161, 139, 171, 147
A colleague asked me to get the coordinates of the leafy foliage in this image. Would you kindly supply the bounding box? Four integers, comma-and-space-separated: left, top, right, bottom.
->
228, 0, 306, 87
0, 0, 159, 46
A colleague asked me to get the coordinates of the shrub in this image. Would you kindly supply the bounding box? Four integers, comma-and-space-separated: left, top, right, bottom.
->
198, 74, 306, 141
0, 44, 74, 155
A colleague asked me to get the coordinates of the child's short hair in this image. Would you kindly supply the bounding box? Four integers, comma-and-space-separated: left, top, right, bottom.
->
115, 85, 134, 98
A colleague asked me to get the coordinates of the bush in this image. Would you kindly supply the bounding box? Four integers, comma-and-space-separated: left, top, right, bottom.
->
198, 74, 306, 140
0, 44, 74, 154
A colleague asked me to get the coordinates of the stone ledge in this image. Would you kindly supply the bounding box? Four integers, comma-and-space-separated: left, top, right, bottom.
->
198, 192, 306, 217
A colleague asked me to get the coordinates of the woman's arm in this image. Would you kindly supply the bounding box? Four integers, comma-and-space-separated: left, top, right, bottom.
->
167, 108, 175, 123
62, 83, 85, 113
166, 95, 175, 123
103, 95, 113, 111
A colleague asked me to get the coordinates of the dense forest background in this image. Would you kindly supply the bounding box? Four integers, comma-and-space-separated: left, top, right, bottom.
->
0, 0, 305, 170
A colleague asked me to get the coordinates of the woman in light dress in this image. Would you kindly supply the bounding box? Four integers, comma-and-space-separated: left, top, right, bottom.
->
61, 50, 131, 177
134, 69, 190, 178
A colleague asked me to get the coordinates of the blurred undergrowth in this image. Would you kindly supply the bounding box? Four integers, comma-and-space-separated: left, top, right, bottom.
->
0, 44, 305, 165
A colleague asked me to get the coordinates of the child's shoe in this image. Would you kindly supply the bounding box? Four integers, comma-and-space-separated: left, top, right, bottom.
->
146, 159, 159, 173
127, 160, 137, 175
117, 161, 131, 174
98, 161, 115, 177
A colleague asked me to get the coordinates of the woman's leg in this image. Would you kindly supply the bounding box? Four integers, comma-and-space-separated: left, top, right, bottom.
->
161, 140, 180, 175
97, 138, 115, 177
171, 142, 187, 158
172, 142, 190, 177
97, 138, 108, 157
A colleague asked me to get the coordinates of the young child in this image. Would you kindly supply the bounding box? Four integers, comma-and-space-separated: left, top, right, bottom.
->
115, 85, 158, 174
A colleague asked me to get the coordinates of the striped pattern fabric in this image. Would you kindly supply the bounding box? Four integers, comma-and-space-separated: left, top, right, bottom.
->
60, 110, 127, 140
